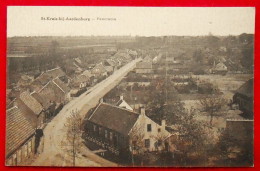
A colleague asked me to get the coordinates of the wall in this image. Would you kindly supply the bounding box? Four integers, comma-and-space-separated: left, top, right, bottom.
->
130, 114, 170, 152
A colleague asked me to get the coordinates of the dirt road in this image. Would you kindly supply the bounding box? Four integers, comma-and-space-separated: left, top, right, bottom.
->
31, 58, 141, 166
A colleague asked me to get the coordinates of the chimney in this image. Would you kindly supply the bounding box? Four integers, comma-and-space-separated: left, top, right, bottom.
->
120, 95, 123, 100
99, 98, 103, 103
140, 107, 145, 116
161, 120, 166, 130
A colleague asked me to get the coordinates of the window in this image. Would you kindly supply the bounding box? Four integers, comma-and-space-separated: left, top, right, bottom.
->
147, 124, 152, 132
158, 128, 161, 132
145, 139, 150, 148
93, 125, 97, 132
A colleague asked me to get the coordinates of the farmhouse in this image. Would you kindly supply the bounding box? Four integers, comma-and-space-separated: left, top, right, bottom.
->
84, 103, 172, 157
233, 78, 253, 118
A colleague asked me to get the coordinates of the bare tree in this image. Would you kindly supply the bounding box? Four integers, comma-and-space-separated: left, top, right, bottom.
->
128, 125, 145, 166
61, 109, 83, 166
199, 96, 226, 126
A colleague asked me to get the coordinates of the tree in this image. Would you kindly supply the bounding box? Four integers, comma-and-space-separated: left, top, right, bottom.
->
128, 125, 145, 166
199, 96, 226, 126
61, 109, 83, 166
173, 106, 208, 166
193, 49, 203, 63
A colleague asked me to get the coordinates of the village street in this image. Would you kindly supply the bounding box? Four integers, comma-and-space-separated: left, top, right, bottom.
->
31, 58, 141, 166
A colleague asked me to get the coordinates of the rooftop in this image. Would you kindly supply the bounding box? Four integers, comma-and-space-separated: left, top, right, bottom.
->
88, 103, 139, 136
6, 106, 35, 157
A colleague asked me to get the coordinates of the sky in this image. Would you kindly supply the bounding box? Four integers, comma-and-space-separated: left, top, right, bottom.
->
7, 6, 255, 37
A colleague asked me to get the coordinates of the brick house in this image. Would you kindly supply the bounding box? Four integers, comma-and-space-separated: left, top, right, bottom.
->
84, 103, 172, 157
6, 106, 44, 166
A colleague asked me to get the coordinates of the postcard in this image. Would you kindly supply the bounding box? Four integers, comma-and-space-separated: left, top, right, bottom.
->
6, 6, 254, 167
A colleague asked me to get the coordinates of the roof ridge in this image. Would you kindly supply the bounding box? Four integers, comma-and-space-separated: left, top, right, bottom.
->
45, 67, 60, 73
52, 79, 65, 93
6, 106, 18, 112
102, 102, 139, 115
88, 102, 102, 120
38, 81, 51, 93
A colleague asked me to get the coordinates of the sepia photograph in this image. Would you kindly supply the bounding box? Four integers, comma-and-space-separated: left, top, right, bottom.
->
6, 6, 254, 167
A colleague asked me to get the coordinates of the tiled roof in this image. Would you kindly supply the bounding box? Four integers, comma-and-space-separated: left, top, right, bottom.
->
38, 79, 68, 104
236, 78, 253, 98
34, 67, 65, 86
106, 59, 116, 66
31, 92, 52, 109
6, 106, 35, 157
44, 67, 65, 78
20, 91, 43, 115
53, 78, 69, 93
88, 103, 139, 136
71, 75, 90, 85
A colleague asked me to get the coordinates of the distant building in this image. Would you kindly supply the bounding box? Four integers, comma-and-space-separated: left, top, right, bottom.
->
136, 61, 153, 74
71, 74, 90, 90
37, 78, 71, 105
91, 63, 108, 77
84, 103, 172, 157
143, 55, 152, 62
116, 95, 133, 111
233, 78, 253, 118
212, 62, 228, 75
152, 54, 162, 64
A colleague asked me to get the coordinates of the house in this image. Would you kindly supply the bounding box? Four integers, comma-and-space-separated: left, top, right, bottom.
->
116, 95, 133, 111
71, 74, 90, 90
84, 103, 172, 157
91, 63, 108, 78
31, 92, 56, 122
143, 55, 152, 62
17, 74, 34, 89
30, 67, 69, 92
152, 54, 162, 64
233, 78, 253, 118
82, 70, 93, 79
17, 91, 45, 128
212, 62, 228, 75
38, 78, 70, 106
74, 57, 83, 67
38, 67, 67, 83
6, 106, 44, 166
73, 62, 83, 74
136, 62, 153, 74
104, 66, 114, 74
